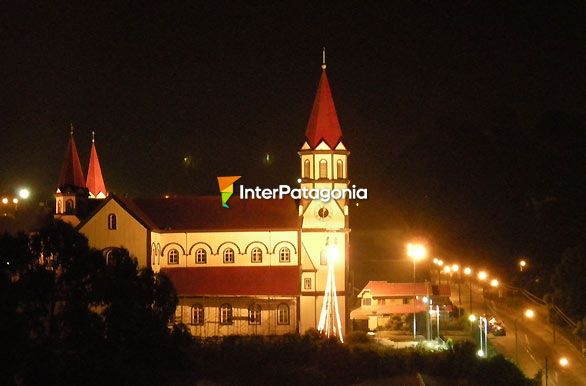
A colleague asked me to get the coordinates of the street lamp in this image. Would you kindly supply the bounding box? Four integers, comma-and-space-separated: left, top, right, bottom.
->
407, 243, 428, 340
464, 267, 473, 314
1, 197, 7, 205
18, 188, 30, 200
490, 279, 499, 288
514, 308, 535, 364
477, 271, 487, 281
519, 259, 527, 272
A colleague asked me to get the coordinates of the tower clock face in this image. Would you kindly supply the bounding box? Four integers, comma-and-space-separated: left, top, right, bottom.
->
315, 205, 330, 221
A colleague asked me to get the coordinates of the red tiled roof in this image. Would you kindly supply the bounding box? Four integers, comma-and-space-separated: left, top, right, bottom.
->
305, 70, 343, 149
58, 132, 85, 189
362, 281, 430, 297
86, 140, 107, 197
161, 266, 300, 296
126, 196, 298, 231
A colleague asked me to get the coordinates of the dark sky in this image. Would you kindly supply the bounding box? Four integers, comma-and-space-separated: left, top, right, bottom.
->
2, 2, 585, 272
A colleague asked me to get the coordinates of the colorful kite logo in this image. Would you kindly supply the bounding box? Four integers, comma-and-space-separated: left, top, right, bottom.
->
217, 176, 241, 208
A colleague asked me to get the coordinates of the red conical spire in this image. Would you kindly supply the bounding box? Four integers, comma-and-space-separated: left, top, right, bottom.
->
305, 65, 343, 149
86, 131, 107, 198
57, 125, 85, 190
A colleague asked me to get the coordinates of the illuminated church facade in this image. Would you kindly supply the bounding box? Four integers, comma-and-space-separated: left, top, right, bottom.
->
55, 64, 351, 338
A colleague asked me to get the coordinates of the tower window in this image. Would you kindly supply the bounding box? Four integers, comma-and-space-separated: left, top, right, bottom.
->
304, 159, 311, 179
223, 248, 235, 263
277, 304, 290, 325
65, 199, 74, 214
195, 248, 207, 264
337, 160, 344, 179
191, 304, 204, 325
251, 247, 262, 263
107, 213, 117, 230
168, 249, 179, 265
319, 159, 328, 179
248, 303, 262, 325
304, 277, 312, 290
279, 247, 291, 263
220, 304, 233, 325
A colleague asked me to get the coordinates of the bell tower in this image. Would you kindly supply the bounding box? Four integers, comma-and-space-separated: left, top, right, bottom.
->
298, 52, 350, 337
54, 125, 89, 226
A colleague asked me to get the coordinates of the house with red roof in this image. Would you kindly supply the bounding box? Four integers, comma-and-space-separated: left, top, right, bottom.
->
55, 60, 352, 338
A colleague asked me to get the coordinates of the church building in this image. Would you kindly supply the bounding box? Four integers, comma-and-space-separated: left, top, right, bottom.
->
56, 63, 351, 338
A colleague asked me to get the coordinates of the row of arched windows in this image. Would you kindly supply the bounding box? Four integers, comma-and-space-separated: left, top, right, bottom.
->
152, 245, 292, 265
189, 303, 290, 326
303, 159, 345, 179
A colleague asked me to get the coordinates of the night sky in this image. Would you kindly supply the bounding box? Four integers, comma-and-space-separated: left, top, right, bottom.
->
2, 2, 585, 277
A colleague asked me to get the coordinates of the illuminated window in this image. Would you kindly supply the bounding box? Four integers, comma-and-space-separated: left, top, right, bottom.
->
337, 160, 344, 179
57, 201, 62, 214
195, 248, 207, 264
107, 213, 117, 230
151, 243, 156, 265
279, 247, 291, 263
220, 304, 233, 325
319, 159, 328, 178
156, 243, 161, 265
304, 277, 312, 290
65, 199, 74, 213
173, 306, 182, 324
248, 304, 261, 325
363, 298, 371, 306
191, 304, 204, 325
304, 159, 311, 178
277, 304, 290, 325
223, 248, 235, 263
168, 249, 179, 265
251, 247, 262, 263
377, 299, 385, 305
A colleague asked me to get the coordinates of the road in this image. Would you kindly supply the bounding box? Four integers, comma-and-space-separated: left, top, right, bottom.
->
453, 281, 586, 386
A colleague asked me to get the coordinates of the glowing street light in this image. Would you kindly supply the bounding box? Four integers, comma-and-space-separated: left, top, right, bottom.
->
515, 308, 535, 364
559, 357, 569, 367
406, 243, 427, 340
437, 259, 444, 266
443, 265, 451, 273
451, 264, 459, 272
12, 198, 18, 204
464, 267, 472, 275
490, 279, 499, 288
468, 314, 477, 322
1, 197, 7, 205
478, 271, 487, 281
18, 188, 30, 199
519, 259, 527, 272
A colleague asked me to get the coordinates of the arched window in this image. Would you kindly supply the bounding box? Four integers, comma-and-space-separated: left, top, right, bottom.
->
156, 243, 161, 265
191, 304, 204, 325
279, 247, 291, 263
304, 159, 311, 179
195, 248, 207, 264
320, 248, 327, 265
336, 159, 344, 179
248, 304, 261, 325
319, 159, 328, 179
105, 249, 114, 265
57, 201, 62, 214
168, 249, 179, 265
107, 213, 117, 230
251, 247, 262, 263
277, 304, 290, 325
223, 248, 235, 263
65, 199, 74, 213
220, 304, 233, 325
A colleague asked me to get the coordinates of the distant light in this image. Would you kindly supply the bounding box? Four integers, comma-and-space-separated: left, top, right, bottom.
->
468, 314, 477, 322
490, 279, 499, 287
524, 309, 535, 319
422, 296, 429, 304
1, 197, 7, 204
559, 357, 569, 367
433, 258, 439, 264
12, 198, 18, 204
18, 188, 30, 199
477, 349, 485, 357
407, 243, 428, 261
296, 178, 302, 183
443, 265, 451, 273
478, 271, 488, 281
164, 195, 170, 199
452, 264, 459, 272
355, 202, 359, 207
519, 260, 527, 267
437, 259, 444, 266
464, 267, 472, 275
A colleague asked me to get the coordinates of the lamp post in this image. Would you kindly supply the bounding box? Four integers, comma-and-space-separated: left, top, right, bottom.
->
464, 267, 472, 314
478, 271, 488, 314
519, 259, 527, 272
544, 356, 569, 386
407, 243, 427, 340
514, 309, 535, 364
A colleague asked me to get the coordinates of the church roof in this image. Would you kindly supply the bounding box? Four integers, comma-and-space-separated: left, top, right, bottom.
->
57, 130, 85, 190
305, 70, 343, 149
86, 135, 107, 198
161, 266, 300, 296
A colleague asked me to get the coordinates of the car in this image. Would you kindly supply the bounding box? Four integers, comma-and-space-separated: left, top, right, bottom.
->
492, 322, 507, 336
